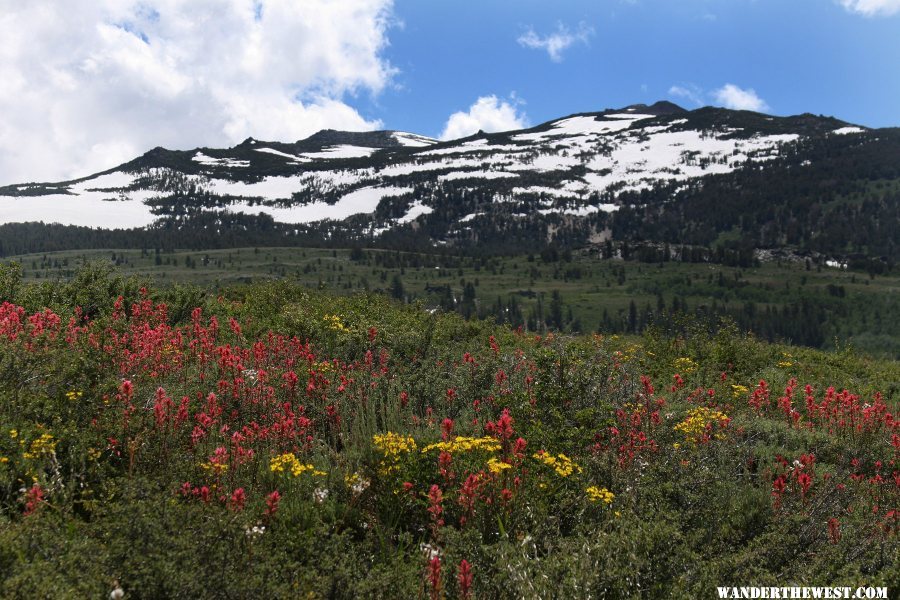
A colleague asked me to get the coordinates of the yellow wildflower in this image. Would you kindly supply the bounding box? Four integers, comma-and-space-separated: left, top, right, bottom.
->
374, 432, 417, 456
673, 357, 698, 374
22, 433, 56, 460
313, 360, 335, 373
586, 485, 615, 505
487, 457, 512, 474
323, 314, 349, 333
673, 407, 729, 445
269, 453, 326, 477
200, 461, 229, 473
373, 432, 417, 474
777, 361, 793, 368
421, 436, 500, 455
731, 384, 749, 399
533, 451, 582, 477
65, 390, 83, 401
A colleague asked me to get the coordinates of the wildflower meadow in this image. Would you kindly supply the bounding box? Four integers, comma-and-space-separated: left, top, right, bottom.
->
0, 263, 897, 598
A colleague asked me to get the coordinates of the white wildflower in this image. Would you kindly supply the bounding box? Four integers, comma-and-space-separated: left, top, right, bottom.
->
351, 477, 370, 495
420, 542, 440, 560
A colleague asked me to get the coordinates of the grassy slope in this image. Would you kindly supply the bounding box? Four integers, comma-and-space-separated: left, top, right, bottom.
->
0, 266, 897, 597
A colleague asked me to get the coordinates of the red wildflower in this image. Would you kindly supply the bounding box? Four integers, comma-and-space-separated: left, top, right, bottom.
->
229, 488, 247, 511
513, 437, 527, 459
797, 472, 813, 498
458, 559, 473, 598
427, 484, 444, 530
428, 556, 441, 600
23, 484, 45, 516
825, 518, 840, 544
265, 490, 281, 517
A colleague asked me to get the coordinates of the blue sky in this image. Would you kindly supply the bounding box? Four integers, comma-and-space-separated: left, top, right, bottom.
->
367, 0, 900, 137
1, 0, 898, 183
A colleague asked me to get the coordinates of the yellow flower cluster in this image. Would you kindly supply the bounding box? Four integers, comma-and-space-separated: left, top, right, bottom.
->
200, 461, 229, 473
533, 451, 582, 477
613, 343, 641, 363
373, 432, 417, 456
777, 361, 793, 368
65, 390, 83, 401
586, 485, 615, 505
487, 457, 512, 474
730, 384, 749, 399
313, 360, 335, 373
673, 407, 729, 445
269, 453, 326, 477
673, 357, 698, 374
323, 314, 349, 333
373, 432, 417, 474
421, 436, 500, 455
22, 433, 57, 460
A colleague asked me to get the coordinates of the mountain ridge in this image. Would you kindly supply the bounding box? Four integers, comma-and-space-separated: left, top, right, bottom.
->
0, 101, 895, 263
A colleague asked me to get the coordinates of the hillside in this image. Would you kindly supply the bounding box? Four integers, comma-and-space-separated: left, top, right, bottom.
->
0, 266, 897, 597
1, 102, 897, 261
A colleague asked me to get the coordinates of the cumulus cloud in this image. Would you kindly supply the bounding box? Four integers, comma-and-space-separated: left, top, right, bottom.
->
668, 84, 704, 107
0, 0, 396, 184
712, 84, 770, 112
439, 96, 529, 141
838, 0, 900, 16
517, 22, 594, 62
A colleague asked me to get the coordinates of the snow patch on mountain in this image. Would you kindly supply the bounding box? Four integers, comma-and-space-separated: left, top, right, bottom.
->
228, 185, 413, 224
192, 152, 250, 168
438, 170, 519, 181
832, 127, 864, 135
513, 114, 655, 141
393, 132, 438, 147
301, 145, 378, 159
254, 147, 308, 163
397, 200, 433, 223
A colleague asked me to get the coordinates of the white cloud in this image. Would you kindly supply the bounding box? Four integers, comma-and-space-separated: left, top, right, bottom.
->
0, 0, 396, 184
517, 22, 594, 62
712, 84, 770, 112
668, 84, 704, 107
838, 0, 900, 16
439, 96, 529, 141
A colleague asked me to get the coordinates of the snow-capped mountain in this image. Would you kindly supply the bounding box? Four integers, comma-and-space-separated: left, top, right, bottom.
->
0, 101, 895, 259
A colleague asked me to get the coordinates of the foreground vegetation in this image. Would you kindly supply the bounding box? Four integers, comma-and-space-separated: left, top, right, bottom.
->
0, 263, 897, 597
